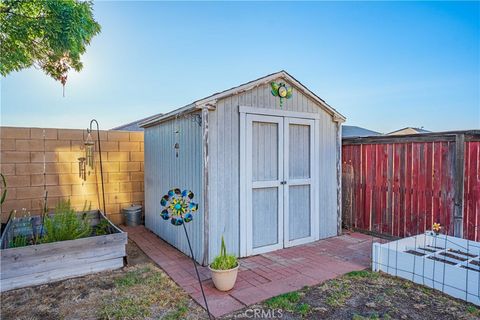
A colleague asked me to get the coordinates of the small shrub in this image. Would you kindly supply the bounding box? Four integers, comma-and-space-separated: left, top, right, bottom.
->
41, 200, 91, 243
95, 219, 111, 236
7, 209, 36, 248
8, 235, 28, 248
210, 236, 238, 270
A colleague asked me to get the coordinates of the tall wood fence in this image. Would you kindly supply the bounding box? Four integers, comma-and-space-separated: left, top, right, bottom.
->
342, 131, 480, 241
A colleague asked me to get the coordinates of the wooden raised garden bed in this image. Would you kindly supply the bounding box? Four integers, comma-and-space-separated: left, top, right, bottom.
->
0, 210, 127, 292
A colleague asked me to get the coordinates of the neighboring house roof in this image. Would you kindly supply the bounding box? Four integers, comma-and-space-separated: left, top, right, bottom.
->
111, 112, 163, 131
140, 70, 346, 128
342, 125, 381, 138
387, 127, 431, 135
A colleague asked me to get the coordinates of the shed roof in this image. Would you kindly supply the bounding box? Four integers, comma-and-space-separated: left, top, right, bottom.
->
387, 127, 431, 135
342, 125, 381, 138
111, 112, 163, 131
140, 70, 346, 128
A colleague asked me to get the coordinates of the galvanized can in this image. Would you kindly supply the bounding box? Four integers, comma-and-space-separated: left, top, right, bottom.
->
123, 205, 142, 226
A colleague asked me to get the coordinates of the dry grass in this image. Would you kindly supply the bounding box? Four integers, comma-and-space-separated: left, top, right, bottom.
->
0, 242, 206, 320
225, 270, 480, 320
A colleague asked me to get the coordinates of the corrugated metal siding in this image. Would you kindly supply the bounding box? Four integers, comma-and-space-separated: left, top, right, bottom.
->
318, 115, 338, 239
208, 79, 339, 261
144, 114, 204, 263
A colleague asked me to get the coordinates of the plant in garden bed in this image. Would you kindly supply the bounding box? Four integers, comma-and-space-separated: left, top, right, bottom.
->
41, 200, 92, 243
209, 236, 239, 291
4, 200, 115, 249
7, 209, 38, 248
94, 218, 112, 236
8, 233, 28, 248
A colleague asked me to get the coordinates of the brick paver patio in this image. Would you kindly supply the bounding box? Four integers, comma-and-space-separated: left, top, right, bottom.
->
123, 225, 386, 318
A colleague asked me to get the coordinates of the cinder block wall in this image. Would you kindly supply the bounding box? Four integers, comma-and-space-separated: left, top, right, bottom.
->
0, 126, 144, 224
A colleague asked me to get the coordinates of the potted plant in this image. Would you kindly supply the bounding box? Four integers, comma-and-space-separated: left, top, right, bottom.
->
209, 236, 239, 291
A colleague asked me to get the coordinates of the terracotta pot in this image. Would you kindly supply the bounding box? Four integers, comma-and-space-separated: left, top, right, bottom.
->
208, 264, 239, 291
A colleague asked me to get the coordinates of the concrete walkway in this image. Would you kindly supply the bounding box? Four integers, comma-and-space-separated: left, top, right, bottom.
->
123, 225, 385, 318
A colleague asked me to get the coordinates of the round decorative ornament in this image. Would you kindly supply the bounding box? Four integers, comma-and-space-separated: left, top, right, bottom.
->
160, 188, 198, 226
278, 85, 288, 98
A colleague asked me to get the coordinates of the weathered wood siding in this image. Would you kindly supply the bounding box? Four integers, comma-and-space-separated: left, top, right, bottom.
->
342, 132, 480, 241
0, 211, 126, 292
144, 114, 204, 263
208, 79, 339, 261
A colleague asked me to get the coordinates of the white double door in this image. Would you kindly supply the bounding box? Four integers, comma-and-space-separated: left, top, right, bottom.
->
244, 114, 316, 255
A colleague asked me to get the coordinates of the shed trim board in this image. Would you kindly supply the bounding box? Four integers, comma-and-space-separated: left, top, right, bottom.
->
336, 122, 343, 235
239, 107, 319, 257
314, 117, 321, 241
239, 106, 323, 120
140, 71, 346, 128
201, 106, 210, 265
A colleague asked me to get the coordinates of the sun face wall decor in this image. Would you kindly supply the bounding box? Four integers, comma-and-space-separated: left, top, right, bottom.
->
271, 82, 293, 108
160, 188, 198, 226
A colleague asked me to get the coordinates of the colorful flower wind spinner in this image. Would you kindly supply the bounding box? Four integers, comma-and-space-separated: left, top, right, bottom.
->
160, 188, 198, 226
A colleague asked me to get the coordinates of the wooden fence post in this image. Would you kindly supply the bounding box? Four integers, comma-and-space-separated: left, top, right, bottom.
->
453, 134, 465, 238
342, 164, 354, 228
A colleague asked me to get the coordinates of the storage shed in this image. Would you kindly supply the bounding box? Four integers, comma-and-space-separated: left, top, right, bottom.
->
141, 71, 346, 265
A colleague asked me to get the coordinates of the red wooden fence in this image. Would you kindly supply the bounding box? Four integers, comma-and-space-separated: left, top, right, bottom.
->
464, 141, 480, 241
342, 131, 480, 241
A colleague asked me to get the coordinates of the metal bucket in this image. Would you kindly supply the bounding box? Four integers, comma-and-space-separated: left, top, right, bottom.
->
123, 205, 142, 226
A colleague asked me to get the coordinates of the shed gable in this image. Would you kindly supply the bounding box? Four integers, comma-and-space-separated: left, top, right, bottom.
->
216, 77, 336, 120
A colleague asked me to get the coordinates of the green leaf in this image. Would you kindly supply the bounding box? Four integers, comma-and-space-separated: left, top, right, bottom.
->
210, 235, 238, 270
286, 87, 293, 99
271, 82, 280, 91
0, 0, 101, 84
41, 199, 92, 243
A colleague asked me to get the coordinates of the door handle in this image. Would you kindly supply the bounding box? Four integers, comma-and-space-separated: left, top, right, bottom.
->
280, 181, 287, 185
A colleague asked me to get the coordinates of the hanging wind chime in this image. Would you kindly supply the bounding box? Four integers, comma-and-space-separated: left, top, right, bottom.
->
84, 132, 95, 169
160, 189, 211, 319
174, 115, 180, 158
77, 120, 107, 214
271, 81, 293, 108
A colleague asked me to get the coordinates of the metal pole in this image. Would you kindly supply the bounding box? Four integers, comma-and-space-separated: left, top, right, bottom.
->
182, 223, 211, 320
89, 119, 106, 214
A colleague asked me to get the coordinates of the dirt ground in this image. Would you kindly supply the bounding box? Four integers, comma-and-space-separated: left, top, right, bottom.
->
2, 242, 479, 320
0, 241, 207, 320
224, 270, 480, 320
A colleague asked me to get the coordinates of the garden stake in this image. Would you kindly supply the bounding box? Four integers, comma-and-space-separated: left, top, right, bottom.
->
87, 119, 106, 214
183, 222, 212, 320
159, 188, 211, 319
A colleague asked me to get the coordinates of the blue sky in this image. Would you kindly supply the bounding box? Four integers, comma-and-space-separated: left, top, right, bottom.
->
1, 1, 479, 133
